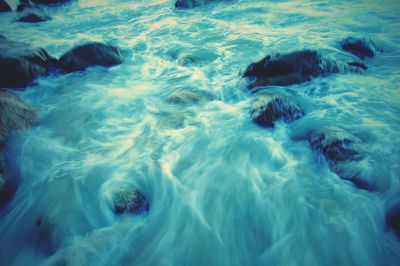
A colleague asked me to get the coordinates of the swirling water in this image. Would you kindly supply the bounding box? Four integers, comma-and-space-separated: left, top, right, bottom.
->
1, 0, 400, 265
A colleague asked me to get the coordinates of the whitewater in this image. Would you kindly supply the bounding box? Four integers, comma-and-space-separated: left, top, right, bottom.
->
1, 0, 400, 265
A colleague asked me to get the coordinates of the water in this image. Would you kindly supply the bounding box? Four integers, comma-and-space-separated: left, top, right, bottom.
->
1, 0, 400, 265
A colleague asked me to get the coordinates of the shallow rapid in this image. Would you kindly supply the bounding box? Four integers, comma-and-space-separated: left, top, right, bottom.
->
1, 0, 400, 265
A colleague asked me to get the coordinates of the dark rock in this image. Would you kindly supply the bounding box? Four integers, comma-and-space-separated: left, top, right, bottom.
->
31, 0, 71, 5
306, 129, 360, 163
175, 0, 231, 8
340, 37, 376, 59
17, 7, 51, 23
0, 37, 56, 88
0, 90, 37, 145
112, 186, 149, 215
0, 0, 11, 12
17, 0, 35, 12
347, 61, 368, 70
243, 50, 349, 88
166, 89, 213, 105
250, 93, 304, 128
58, 42, 123, 73
386, 204, 400, 237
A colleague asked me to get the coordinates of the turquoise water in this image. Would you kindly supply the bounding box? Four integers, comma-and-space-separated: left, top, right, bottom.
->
1, 0, 400, 265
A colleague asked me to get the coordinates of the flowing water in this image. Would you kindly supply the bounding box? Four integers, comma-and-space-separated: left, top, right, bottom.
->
1, 0, 400, 265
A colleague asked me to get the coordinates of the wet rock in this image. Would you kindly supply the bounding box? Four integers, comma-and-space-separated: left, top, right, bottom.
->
58, 42, 123, 73
0, 0, 12, 12
0, 37, 56, 88
112, 186, 149, 215
166, 89, 213, 105
347, 61, 368, 70
31, 0, 71, 5
17, 7, 51, 23
17, 0, 35, 12
0, 90, 37, 145
340, 37, 376, 59
175, 0, 230, 8
306, 128, 360, 163
250, 93, 304, 128
243, 50, 360, 88
386, 204, 400, 237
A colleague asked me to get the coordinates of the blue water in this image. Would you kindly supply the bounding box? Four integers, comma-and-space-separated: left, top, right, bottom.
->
1, 0, 400, 265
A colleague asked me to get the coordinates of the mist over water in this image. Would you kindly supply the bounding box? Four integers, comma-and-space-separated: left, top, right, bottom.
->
1, 0, 400, 265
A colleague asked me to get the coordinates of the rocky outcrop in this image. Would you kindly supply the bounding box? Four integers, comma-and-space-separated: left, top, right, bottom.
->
0, 37, 56, 88
340, 37, 376, 60
243, 50, 365, 89
0, 90, 36, 206
112, 186, 149, 215
17, 7, 51, 23
58, 42, 123, 73
250, 93, 304, 128
386, 204, 400, 238
0, 0, 11, 12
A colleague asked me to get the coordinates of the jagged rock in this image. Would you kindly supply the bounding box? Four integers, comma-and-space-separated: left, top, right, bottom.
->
0, 37, 56, 88
166, 89, 213, 105
0, 90, 36, 145
112, 186, 149, 215
17, 7, 51, 23
0, 0, 11, 12
243, 50, 364, 89
250, 93, 304, 127
386, 204, 400, 238
58, 42, 123, 73
340, 37, 376, 59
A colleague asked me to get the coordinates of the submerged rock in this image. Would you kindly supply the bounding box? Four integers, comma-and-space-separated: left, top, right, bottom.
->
0, 37, 56, 88
31, 0, 71, 5
250, 93, 304, 128
0, 0, 11, 12
175, 0, 231, 8
0, 90, 37, 145
340, 37, 376, 59
17, 7, 51, 23
58, 42, 123, 73
386, 204, 400, 238
112, 186, 149, 215
166, 89, 213, 105
243, 50, 363, 89
306, 129, 360, 163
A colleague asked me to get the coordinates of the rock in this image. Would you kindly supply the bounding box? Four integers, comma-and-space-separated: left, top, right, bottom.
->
58, 42, 123, 73
175, 0, 228, 8
250, 93, 304, 128
166, 89, 213, 105
386, 204, 400, 237
17, 7, 51, 23
243, 50, 362, 88
0, 0, 11, 12
0, 90, 37, 145
112, 186, 149, 215
17, 0, 35, 12
340, 37, 376, 59
0, 37, 56, 88
31, 0, 71, 5
306, 128, 360, 163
